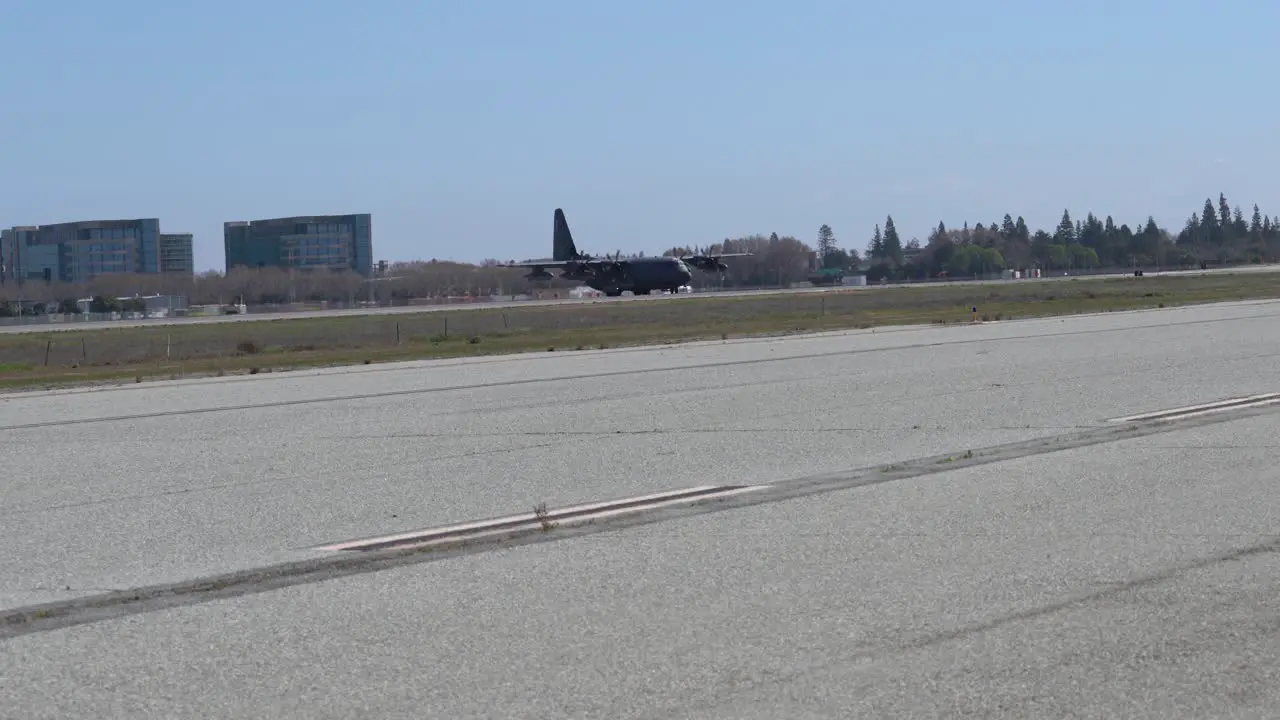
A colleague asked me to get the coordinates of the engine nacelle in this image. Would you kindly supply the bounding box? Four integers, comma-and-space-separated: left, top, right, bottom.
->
686, 257, 728, 272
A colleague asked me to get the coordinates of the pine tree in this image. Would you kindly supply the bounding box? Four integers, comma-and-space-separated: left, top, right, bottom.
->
883, 216, 902, 262
816, 224, 836, 259
868, 225, 884, 259
1054, 209, 1075, 245
1202, 198, 1219, 244
1015, 217, 1029, 241
929, 221, 949, 246
1001, 214, 1016, 238
1232, 205, 1247, 237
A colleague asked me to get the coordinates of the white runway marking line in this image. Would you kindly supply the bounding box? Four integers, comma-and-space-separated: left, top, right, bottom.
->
315, 484, 771, 552
1107, 392, 1280, 424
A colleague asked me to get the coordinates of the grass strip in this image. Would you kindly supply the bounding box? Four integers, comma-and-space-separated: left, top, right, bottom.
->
1, 272, 1277, 391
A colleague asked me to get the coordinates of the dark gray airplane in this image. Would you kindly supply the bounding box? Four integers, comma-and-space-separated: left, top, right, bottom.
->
506, 208, 749, 297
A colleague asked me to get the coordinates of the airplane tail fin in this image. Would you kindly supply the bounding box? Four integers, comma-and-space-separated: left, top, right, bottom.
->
553, 208, 580, 261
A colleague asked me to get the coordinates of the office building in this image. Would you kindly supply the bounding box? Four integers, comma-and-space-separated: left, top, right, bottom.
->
224, 213, 373, 276
1, 227, 47, 284
159, 233, 195, 274
0, 218, 197, 285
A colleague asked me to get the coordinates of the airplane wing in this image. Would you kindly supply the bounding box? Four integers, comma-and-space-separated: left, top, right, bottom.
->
503, 256, 616, 269
504, 259, 578, 269
679, 252, 752, 272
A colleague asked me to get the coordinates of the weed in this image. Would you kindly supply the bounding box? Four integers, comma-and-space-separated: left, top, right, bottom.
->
533, 502, 558, 531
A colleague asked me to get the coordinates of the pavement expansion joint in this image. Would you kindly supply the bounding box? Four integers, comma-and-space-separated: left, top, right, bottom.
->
3, 390, 1280, 640
1107, 392, 1280, 424
314, 485, 767, 553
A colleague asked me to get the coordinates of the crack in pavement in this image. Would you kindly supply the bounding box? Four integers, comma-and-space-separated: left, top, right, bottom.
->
22, 586, 126, 594
662, 532, 1280, 717
344, 425, 1103, 441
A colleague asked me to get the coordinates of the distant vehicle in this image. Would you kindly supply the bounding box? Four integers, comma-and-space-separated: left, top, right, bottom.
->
808, 267, 844, 285
505, 209, 749, 297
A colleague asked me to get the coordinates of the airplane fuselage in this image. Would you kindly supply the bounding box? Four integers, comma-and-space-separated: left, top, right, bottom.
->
563, 256, 693, 296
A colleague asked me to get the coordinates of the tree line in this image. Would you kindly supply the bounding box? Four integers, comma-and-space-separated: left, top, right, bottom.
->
0, 192, 1275, 312
793, 192, 1279, 283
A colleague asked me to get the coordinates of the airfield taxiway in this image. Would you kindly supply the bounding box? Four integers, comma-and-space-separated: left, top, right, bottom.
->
2, 298, 1280, 717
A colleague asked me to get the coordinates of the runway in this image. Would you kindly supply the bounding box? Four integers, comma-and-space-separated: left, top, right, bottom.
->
2, 297, 1280, 717
1, 262, 1275, 335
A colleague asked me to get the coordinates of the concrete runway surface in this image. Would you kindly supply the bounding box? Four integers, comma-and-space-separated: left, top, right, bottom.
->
1, 262, 1276, 334
2, 298, 1280, 717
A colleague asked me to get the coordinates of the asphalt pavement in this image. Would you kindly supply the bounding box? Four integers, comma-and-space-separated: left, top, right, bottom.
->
1, 297, 1279, 717
4, 415, 1279, 718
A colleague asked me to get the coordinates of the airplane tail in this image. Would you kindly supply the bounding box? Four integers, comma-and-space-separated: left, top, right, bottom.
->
553, 208, 580, 261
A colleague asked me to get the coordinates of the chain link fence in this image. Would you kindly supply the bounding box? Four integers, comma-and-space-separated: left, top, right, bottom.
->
2, 270, 1276, 374
0, 291, 890, 370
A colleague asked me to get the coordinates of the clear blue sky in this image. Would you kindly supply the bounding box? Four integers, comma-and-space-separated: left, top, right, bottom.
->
3, 0, 1277, 272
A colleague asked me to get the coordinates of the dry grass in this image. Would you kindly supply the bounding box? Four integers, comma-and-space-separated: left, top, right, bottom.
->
1, 272, 1277, 390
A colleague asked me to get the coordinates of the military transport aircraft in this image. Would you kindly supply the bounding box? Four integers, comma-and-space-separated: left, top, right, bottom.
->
505, 209, 750, 297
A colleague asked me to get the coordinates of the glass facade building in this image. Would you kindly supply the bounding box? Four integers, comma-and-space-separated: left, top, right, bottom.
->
159, 234, 195, 274
1, 218, 189, 285
224, 214, 373, 276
